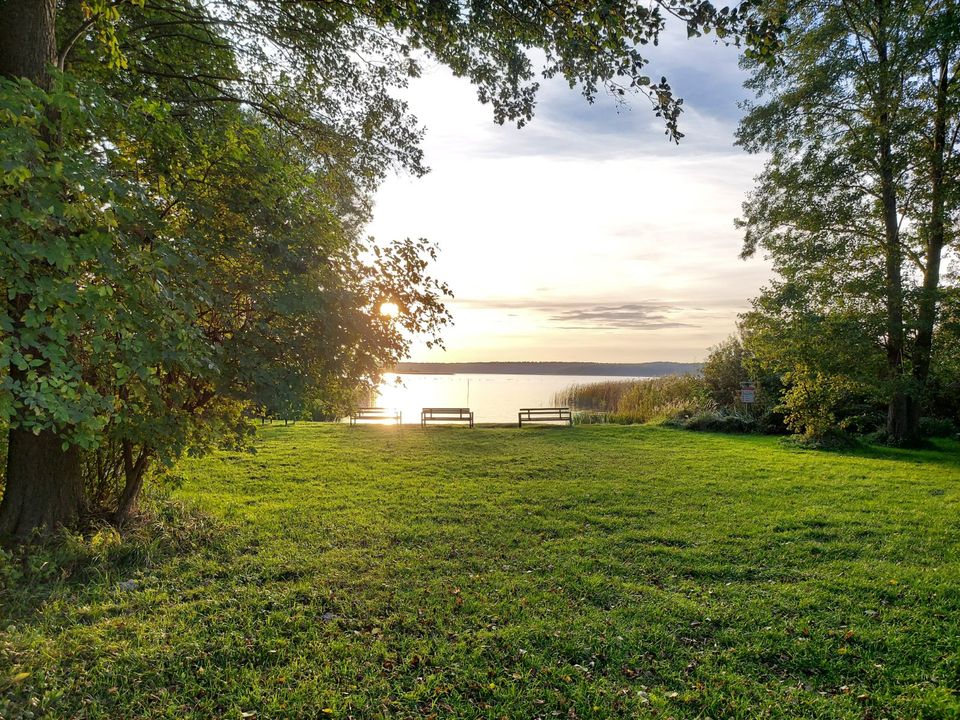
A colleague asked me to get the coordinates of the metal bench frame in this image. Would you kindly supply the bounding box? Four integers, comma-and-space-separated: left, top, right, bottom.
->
349, 407, 401, 425
518, 407, 572, 427
421, 407, 475, 428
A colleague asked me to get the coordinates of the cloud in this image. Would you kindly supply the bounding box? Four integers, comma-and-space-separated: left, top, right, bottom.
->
548, 303, 695, 329
368, 34, 774, 362
452, 298, 696, 330
407, 24, 753, 164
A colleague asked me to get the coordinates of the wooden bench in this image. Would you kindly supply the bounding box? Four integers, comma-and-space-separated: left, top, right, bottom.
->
518, 407, 572, 427
421, 407, 474, 428
349, 407, 401, 425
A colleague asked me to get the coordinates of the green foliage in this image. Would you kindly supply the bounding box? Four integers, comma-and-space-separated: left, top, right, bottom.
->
736, 0, 960, 442
3, 424, 960, 718
777, 371, 882, 439
0, 69, 452, 520
669, 408, 758, 433
702, 334, 750, 406
919, 416, 958, 439
0, 75, 208, 450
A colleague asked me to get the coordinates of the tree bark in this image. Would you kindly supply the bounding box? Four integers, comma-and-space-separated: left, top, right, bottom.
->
912, 47, 950, 400
875, 31, 916, 445
879, 132, 915, 444
114, 442, 151, 526
0, 429, 83, 539
0, 0, 87, 540
0, 0, 56, 89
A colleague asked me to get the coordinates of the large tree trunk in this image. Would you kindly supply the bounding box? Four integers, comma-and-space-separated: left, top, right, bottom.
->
0, 0, 87, 540
879, 135, 915, 444
0, 429, 83, 538
875, 31, 917, 446
912, 47, 950, 409
0, 0, 56, 88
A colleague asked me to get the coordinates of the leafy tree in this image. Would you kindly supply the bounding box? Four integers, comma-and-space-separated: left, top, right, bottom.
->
738, 0, 960, 443
702, 335, 750, 406
0, 74, 451, 533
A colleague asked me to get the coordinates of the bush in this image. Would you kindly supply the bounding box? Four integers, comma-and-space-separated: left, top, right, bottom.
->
758, 409, 789, 435
674, 410, 758, 434
919, 416, 958, 438
702, 335, 749, 406
782, 429, 859, 451
838, 411, 886, 435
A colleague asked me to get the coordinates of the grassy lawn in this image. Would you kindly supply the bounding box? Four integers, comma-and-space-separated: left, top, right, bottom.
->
3, 424, 960, 719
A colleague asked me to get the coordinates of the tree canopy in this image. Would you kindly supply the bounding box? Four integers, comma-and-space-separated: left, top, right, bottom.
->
737, 0, 960, 442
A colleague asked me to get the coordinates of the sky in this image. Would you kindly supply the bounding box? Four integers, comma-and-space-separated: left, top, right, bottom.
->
365, 27, 772, 364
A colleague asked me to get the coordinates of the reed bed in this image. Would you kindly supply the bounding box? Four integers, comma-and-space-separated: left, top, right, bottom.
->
552, 379, 638, 412
555, 375, 714, 424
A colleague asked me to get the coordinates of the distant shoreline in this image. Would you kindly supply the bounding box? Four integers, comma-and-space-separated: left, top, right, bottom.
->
393, 361, 702, 377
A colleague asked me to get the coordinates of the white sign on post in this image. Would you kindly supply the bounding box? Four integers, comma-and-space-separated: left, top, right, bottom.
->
740, 382, 756, 404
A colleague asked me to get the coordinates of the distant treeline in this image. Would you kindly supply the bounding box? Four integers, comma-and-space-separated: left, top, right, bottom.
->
393, 361, 703, 376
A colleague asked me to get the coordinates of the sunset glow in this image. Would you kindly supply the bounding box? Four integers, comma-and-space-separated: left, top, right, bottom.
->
367, 39, 773, 363
379, 301, 400, 318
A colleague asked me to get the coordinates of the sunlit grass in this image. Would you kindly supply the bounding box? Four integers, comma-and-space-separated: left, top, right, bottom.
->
2, 424, 959, 719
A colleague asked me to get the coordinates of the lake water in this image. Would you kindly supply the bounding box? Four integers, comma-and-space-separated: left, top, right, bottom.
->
370, 373, 645, 424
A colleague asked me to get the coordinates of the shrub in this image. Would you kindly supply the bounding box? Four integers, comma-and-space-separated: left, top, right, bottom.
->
702, 336, 749, 406
919, 417, 958, 438
777, 370, 884, 441
677, 410, 758, 434
758, 409, 789, 435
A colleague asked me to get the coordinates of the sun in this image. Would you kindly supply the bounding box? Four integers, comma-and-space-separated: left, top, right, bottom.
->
379, 301, 400, 319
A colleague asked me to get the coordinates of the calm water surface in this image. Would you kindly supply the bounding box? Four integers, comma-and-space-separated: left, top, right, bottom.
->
371, 373, 645, 424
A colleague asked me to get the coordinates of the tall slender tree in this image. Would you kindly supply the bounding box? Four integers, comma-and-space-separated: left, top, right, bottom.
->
738, 0, 959, 443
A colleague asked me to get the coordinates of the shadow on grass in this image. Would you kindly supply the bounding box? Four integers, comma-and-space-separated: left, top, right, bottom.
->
845, 438, 960, 467
0, 499, 233, 625
777, 435, 960, 469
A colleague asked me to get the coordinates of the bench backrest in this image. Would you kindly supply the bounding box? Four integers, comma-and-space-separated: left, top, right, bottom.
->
422, 408, 472, 417
519, 407, 571, 417
353, 407, 398, 416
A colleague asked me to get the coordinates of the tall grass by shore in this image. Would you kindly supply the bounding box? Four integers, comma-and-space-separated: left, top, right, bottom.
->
554, 375, 713, 424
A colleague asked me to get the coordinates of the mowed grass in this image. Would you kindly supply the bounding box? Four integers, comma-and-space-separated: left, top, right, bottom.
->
3, 424, 960, 719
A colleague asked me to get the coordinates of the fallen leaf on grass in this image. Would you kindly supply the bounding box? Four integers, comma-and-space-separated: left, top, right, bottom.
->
3, 671, 30, 688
